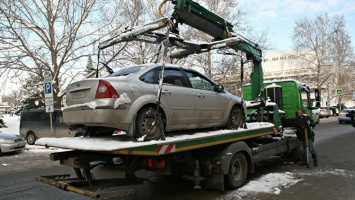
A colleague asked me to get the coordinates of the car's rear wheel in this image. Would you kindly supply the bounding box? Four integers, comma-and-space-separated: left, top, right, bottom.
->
227, 106, 244, 129
136, 107, 164, 141
26, 132, 37, 145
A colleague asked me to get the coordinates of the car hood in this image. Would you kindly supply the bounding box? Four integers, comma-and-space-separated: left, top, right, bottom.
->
0, 132, 23, 140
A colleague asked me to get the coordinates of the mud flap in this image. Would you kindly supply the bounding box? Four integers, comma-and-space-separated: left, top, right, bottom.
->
205, 174, 225, 191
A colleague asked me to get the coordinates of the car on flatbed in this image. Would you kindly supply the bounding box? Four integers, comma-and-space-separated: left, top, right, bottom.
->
63, 64, 246, 140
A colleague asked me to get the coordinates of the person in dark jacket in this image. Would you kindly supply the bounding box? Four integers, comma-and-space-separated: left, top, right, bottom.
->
296, 109, 318, 167
0, 117, 6, 128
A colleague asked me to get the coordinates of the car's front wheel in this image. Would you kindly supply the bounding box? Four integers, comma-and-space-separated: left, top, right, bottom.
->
136, 107, 164, 141
227, 106, 244, 129
26, 132, 37, 145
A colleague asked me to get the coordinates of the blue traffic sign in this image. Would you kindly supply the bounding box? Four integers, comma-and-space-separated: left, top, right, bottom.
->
45, 82, 52, 94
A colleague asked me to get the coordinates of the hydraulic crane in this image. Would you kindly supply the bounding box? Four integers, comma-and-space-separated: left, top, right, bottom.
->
98, 0, 277, 126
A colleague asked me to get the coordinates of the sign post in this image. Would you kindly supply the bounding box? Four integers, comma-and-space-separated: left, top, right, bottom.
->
44, 76, 54, 136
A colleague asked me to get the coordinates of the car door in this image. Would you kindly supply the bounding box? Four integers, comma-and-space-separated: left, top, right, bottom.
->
154, 67, 195, 125
184, 69, 230, 124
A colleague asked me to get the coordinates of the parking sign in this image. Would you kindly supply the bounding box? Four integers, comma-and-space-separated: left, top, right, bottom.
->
44, 81, 53, 98
44, 76, 54, 113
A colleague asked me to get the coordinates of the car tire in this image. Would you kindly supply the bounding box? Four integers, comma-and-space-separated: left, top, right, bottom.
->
316, 118, 320, 124
225, 152, 248, 189
227, 106, 244, 129
339, 121, 342, 124
136, 107, 164, 141
26, 132, 37, 145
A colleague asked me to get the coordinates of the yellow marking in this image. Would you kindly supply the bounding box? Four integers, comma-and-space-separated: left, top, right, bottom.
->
114, 130, 273, 156
176, 131, 274, 152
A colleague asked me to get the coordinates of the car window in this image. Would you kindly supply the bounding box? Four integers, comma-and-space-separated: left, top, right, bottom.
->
107, 66, 143, 77
39, 112, 51, 122
162, 69, 187, 87
140, 69, 156, 84
185, 70, 215, 91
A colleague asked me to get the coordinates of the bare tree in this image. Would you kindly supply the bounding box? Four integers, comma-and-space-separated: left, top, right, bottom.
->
292, 13, 354, 105
328, 15, 355, 105
0, 0, 112, 107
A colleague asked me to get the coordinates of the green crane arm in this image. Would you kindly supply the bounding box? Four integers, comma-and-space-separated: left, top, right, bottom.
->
171, 0, 264, 100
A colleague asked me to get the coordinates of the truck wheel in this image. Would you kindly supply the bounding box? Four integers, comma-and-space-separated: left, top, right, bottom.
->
225, 152, 248, 189
227, 106, 243, 129
136, 107, 164, 141
26, 132, 37, 145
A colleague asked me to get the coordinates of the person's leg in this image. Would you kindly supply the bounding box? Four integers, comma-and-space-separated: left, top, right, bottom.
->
298, 140, 307, 165
308, 138, 318, 166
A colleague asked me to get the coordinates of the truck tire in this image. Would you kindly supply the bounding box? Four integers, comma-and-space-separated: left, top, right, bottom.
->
225, 152, 248, 189
26, 132, 37, 145
136, 107, 164, 141
227, 106, 243, 130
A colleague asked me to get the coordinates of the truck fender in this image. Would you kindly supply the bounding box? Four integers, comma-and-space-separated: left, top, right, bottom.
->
220, 141, 254, 174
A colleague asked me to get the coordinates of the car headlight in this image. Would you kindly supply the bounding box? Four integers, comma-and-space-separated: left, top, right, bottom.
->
4, 139, 15, 144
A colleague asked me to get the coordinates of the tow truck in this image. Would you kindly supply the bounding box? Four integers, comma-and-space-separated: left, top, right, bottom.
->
35, 0, 320, 198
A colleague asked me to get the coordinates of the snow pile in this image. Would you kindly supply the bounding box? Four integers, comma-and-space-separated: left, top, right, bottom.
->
225, 172, 302, 199
114, 93, 131, 108
62, 101, 97, 111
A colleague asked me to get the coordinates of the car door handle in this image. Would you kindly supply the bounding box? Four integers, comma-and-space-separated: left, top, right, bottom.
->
196, 93, 205, 98
161, 90, 171, 95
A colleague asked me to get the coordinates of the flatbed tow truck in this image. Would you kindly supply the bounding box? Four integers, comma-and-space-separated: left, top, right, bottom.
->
35, 0, 316, 199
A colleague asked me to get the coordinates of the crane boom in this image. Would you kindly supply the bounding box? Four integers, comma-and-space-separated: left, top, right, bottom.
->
171, 0, 264, 101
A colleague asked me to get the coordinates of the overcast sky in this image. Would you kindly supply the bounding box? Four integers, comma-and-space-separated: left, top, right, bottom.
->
239, 0, 355, 53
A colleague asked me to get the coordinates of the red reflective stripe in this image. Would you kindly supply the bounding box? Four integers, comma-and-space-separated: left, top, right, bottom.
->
157, 144, 176, 154
166, 144, 174, 153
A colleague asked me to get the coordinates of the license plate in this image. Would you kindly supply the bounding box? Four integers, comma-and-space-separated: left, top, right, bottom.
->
72, 91, 87, 99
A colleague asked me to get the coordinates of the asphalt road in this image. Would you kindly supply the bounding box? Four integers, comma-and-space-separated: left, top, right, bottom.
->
0, 117, 354, 200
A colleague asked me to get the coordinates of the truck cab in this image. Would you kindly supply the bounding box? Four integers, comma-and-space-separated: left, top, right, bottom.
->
243, 79, 318, 121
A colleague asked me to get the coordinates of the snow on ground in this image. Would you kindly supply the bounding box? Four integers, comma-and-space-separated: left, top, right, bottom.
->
1, 114, 302, 196
223, 172, 302, 199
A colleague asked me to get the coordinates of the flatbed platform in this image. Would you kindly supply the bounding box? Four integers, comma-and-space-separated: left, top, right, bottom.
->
36, 122, 277, 156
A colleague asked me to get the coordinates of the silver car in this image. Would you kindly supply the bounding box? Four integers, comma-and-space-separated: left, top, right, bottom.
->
0, 132, 26, 155
63, 64, 246, 140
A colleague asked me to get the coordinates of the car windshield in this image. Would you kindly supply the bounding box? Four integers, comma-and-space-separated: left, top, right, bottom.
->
106, 66, 144, 77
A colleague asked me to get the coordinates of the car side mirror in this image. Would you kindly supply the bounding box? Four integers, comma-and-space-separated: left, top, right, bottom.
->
214, 84, 224, 92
